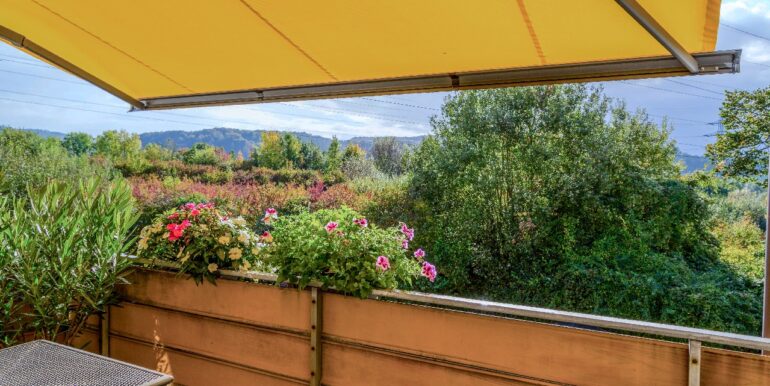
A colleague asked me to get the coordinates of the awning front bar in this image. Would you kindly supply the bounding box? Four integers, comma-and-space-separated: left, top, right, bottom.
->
136, 50, 740, 111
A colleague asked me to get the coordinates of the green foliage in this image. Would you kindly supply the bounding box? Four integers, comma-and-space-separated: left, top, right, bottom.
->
62, 132, 94, 156
254, 131, 287, 169
266, 208, 420, 297
325, 136, 342, 173
143, 143, 174, 162
95, 129, 142, 161
137, 203, 266, 284
182, 143, 221, 165
341, 157, 384, 180
0, 177, 138, 346
0, 128, 110, 196
707, 86, 770, 181
372, 136, 405, 176
300, 141, 325, 170
342, 143, 366, 162
408, 85, 756, 333
280, 133, 303, 168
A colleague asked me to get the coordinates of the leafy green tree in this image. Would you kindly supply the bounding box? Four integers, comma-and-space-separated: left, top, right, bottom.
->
62, 132, 94, 156
707, 86, 770, 181
372, 137, 404, 176
94, 130, 142, 161
143, 143, 174, 162
408, 86, 757, 333
342, 143, 366, 162
0, 128, 105, 195
300, 141, 324, 170
254, 131, 287, 169
325, 136, 342, 173
182, 143, 220, 165
280, 133, 303, 168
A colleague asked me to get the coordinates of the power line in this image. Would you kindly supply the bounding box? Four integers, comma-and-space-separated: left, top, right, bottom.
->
360, 97, 440, 111
721, 23, 770, 42
619, 81, 722, 101
663, 79, 723, 96
0, 68, 86, 85
0, 57, 54, 69
745, 60, 770, 69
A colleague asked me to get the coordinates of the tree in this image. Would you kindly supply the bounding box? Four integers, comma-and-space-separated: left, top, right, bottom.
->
408, 86, 756, 333
325, 136, 342, 173
342, 143, 366, 162
182, 143, 220, 165
143, 143, 174, 162
62, 132, 94, 156
371, 137, 404, 175
300, 142, 324, 170
94, 130, 142, 161
280, 133, 303, 168
707, 86, 770, 181
255, 131, 287, 169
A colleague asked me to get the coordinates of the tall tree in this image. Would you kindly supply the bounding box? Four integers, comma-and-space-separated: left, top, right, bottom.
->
300, 141, 324, 170
325, 136, 342, 173
62, 132, 94, 156
342, 143, 366, 162
707, 86, 770, 181
371, 136, 404, 176
255, 131, 287, 169
280, 133, 303, 168
94, 130, 142, 161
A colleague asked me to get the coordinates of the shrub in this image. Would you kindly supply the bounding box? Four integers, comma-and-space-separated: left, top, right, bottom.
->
136, 202, 268, 284
311, 184, 369, 211
0, 177, 137, 347
265, 207, 432, 297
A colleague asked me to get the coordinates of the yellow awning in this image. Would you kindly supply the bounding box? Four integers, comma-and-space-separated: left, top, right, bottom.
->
0, 0, 738, 110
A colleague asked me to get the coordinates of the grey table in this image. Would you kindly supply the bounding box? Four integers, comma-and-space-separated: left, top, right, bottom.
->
0, 340, 173, 386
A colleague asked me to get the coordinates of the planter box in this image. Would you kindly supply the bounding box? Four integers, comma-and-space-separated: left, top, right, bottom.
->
102, 267, 770, 386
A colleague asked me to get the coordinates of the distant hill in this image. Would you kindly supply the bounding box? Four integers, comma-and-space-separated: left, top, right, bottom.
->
24, 128, 66, 140
137, 127, 425, 155
677, 152, 711, 173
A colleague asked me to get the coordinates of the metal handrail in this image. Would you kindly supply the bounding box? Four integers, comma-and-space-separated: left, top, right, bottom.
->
130, 257, 770, 352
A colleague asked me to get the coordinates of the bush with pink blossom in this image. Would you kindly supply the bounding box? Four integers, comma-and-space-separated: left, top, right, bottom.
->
264, 207, 434, 297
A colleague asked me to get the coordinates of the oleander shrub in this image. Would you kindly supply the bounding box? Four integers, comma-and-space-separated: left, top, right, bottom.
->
0, 177, 137, 347
264, 207, 435, 297
136, 202, 269, 284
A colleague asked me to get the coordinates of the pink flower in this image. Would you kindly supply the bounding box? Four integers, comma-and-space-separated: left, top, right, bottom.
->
400, 223, 414, 241
167, 212, 179, 220
353, 218, 368, 227
376, 256, 390, 271
414, 248, 425, 259
325, 221, 338, 233
184, 202, 196, 210
261, 231, 273, 243
401, 239, 409, 249
197, 202, 214, 210
421, 261, 437, 282
190, 209, 200, 216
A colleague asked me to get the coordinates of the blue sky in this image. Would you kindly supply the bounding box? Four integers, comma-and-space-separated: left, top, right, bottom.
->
0, 0, 768, 155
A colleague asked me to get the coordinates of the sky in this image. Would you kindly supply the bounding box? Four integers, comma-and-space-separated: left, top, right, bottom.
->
0, 0, 768, 155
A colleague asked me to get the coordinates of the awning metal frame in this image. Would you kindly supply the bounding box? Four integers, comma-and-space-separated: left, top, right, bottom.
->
0, 0, 739, 111
615, 0, 701, 74
131, 50, 739, 111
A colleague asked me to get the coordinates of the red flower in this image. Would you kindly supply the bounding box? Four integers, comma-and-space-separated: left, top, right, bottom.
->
167, 220, 191, 242
190, 209, 200, 216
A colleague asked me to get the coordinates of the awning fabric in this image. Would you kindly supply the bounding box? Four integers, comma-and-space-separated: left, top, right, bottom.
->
0, 0, 738, 110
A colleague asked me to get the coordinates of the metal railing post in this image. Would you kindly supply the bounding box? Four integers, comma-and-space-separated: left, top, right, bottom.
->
688, 340, 701, 386
310, 287, 323, 386
100, 306, 110, 356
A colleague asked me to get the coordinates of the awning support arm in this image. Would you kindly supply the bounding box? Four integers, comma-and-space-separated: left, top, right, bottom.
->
615, 0, 700, 74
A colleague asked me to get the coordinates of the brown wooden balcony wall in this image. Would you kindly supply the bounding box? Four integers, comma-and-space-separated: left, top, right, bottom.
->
73, 268, 770, 386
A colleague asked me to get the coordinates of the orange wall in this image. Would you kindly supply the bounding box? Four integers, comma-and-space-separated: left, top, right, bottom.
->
102, 269, 770, 386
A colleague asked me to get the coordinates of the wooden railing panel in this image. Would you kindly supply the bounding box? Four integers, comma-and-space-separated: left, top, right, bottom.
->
323, 292, 688, 386
702, 348, 770, 386
110, 335, 303, 386
322, 342, 548, 386
109, 302, 309, 380
120, 269, 310, 332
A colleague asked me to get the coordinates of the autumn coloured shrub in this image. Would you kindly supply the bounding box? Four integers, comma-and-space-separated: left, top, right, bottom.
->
311, 183, 370, 211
